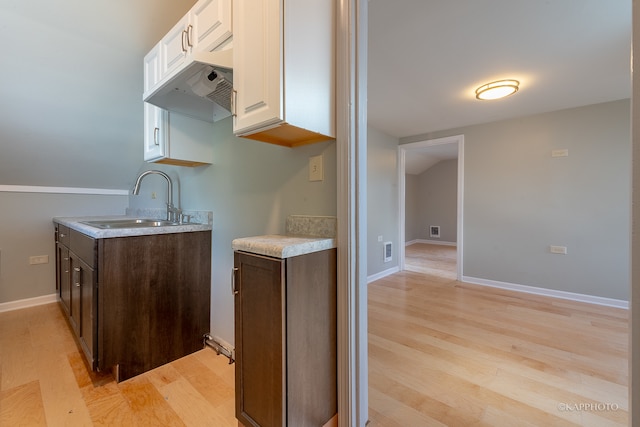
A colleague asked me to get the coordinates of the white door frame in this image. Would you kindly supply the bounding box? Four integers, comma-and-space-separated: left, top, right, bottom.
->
397, 135, 465, 280
336, 0, 369, 425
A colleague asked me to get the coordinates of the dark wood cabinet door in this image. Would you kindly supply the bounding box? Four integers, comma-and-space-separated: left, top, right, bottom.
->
57, 244, 71, 316
99, 231, 211, 381
69, 253, 82, 335
234, 251, 286, 427
76, 257, 96, 369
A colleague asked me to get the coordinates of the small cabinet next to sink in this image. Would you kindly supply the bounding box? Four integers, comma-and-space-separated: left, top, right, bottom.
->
54, 221, 211, 381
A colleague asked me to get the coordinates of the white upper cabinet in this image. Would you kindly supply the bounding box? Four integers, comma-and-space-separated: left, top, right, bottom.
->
144, 0, 232, 101
143, 103, 168, 162
143, 103, 214, 167
160, 14, 191, 80
144, 36, 213, 167
143, 42, 162, 94
190, 0, 233, 54
232, 0, 335, 147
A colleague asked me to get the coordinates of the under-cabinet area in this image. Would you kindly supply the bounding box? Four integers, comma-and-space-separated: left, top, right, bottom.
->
54, 217, 212, 382
232, 227, 338, 427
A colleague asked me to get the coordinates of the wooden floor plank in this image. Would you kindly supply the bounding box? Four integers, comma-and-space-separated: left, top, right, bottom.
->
118, 375, 187, 426
0, 381, 47, 427
0, 302, 236, 426
368, 243, 629, 426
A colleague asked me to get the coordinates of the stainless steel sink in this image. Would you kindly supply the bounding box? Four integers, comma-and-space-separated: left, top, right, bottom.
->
80, 219, 182, 229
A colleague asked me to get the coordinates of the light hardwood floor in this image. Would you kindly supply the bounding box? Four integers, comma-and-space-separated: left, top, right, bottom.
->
0, 302, 236, 426
1, 244, 629, 426
367, 243, 629, 426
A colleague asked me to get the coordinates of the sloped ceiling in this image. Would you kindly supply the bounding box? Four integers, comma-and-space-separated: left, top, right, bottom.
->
0, 1, 630, 187
0, 0, 196, 189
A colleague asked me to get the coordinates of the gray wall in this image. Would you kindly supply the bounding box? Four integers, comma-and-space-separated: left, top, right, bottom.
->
130, 118, 337, 344
0, 1, 338, 349
0, 0, 196, 189
367, 126, 399, 277
0, 192, 128, 303
402, 99, 631, 300
410, 159, 458, 243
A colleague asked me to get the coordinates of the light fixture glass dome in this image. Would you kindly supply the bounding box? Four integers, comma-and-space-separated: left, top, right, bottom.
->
475, 79, 520, 100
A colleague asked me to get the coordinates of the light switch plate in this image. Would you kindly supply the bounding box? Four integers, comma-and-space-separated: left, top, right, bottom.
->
309, 155, 324, 181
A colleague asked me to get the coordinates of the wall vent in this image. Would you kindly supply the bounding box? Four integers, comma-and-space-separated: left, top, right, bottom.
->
430, 226, 440, 238
383, 241, 392, 263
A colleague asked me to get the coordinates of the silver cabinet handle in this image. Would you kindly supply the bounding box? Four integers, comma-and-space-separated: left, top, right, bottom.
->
186, 25, 193, 47
231, 267, 239, 295
181, 29, 187, 52
74, 267, 81, 287
231, 90, 237, 118
153, 127, 159, 145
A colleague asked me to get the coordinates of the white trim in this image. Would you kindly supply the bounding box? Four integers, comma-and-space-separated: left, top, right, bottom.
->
398, 135, 465, 281
0, 185, 129, 196
0, 293, 57, 313
367, 266, 400, 283
406, 239, 457, 247
462, 276, 629, 309
337, 0, 368, 425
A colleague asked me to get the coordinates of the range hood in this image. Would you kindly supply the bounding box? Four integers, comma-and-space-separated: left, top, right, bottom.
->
144, 49, 233, 123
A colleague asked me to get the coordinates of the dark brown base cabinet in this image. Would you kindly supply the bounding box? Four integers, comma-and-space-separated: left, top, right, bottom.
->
55, 224, 211, 381
234, 249, 337, 427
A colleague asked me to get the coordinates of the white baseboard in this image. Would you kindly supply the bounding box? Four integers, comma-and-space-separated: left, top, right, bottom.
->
0, 293, 58, 313
462, 276, 629, 309
368, 266, 400, 283
406, 239, 456, 247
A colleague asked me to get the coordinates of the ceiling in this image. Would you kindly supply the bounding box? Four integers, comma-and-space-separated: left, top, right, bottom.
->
1, 1, 629, 185
368, 0, 632, 142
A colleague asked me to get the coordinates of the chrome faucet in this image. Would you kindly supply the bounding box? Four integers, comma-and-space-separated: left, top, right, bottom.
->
132, 170, 180, 222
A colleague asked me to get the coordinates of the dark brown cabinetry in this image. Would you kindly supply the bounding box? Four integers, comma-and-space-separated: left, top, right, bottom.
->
55, 223, 211, 381
234, 249, 337, 427
55, 225, 97, 368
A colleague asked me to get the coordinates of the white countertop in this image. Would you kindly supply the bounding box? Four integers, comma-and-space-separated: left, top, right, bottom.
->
54, 215, 212, 239
232, 234, 336, 259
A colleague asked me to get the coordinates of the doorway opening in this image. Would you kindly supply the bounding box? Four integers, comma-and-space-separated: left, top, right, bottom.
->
397, 134, 464, 280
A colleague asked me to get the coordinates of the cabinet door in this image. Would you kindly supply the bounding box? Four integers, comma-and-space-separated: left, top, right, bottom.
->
143, 42, 162, 98
143, 102, 168, 161
69, 254, 82, 335
190, 0, 232, 54
232, 0, 283, 135
57, 245, 71, 316
76, 257, 96, 369
160, 14, 190, 80
234, 251, 286, 427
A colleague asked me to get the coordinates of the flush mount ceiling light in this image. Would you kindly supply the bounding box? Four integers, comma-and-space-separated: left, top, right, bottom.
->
475, 79, 520, 100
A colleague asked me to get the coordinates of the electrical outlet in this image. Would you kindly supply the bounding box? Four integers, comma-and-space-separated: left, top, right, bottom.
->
549, 245, 567, 254
377, 235, 383, 242
29, 255, 49, 265
151, 192, 157, 199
